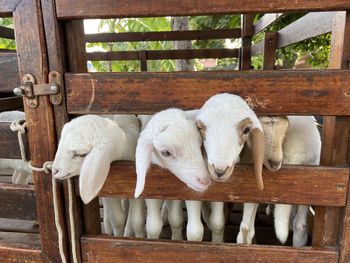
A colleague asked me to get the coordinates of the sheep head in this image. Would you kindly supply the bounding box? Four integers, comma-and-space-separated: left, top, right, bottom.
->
195, 93, 265, 190
134, 108, 211, 198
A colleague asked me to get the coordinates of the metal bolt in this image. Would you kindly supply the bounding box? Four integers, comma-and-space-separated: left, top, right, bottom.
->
13, 87, 23, 96
50, 85, 58, 93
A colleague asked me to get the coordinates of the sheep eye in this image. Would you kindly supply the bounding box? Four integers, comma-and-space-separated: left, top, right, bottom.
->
73, 152, 87, 158
161, 150, 171, 157
243, 127, 251, 135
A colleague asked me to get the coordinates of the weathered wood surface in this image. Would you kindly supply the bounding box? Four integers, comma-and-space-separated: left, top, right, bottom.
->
252, 12, 334, 56
66, 70, 350, 115
0, 122, 29, 159
0, 97, 23, 112
81, 236, 338, 263
0, 26, 15, 39
0, 0, 22, 16
0, 53, 20, 93
85, 29, 241, 43
0, 218, 39, 233
254, 13, 283, 35
13, 0, 70, 261
278, 12, 334, 48
240, 14, 253, 70
263, 32, 278, 70
0, 183, 37, 221
79, 162, 350, 206
56, 0, 350, 19
86, 48, 239, 61
0, 242, 46, 263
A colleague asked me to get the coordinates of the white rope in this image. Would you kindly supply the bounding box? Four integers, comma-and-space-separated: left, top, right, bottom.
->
10, 119, 28, 162
68, 178, 78, 263
10, 119, 78, 263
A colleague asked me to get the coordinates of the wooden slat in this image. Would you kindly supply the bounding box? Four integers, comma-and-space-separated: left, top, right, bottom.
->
0, 183, 37, 221
240, 14, 254, 70
0, 26, 15, 40
278, 12, 334, 48
0, 97, 23, 112
85, 29, 241, 43
66, 70, 350, 115
0, 53, 20, 93
81, 236, 338, 263
254, 13, 284, 35
56, 0, 350, 19
263, 32, 278, 69
0, 242, 46, 263
13, 0, 70, 261
0, 122, 29, 159
0, 0, 21, 16
86, 162, 349, 206
0, 218, 39, 234
86, 48, 239, 61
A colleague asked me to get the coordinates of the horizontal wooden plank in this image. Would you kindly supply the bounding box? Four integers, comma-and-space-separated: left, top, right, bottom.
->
0, 122, 30, 159
0, 97, 23, 112
87, 162, 349, 206
86, 48, 239, 61
0, 0, 21, 16
254, 13, 284, 35
0, 53, 20, 93
85, 29, 241, 43
0, 239, 45, 263
0, 26, 15, 39
81, 236, 338, 263
66, 70, 350, 115
0, 183, 37, 221
0, 218, 39, 234
278, 12, 334, 48
56, 0, 350, 19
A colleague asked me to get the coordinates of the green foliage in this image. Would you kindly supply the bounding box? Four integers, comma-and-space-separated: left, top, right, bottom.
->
0, 18, 16, 50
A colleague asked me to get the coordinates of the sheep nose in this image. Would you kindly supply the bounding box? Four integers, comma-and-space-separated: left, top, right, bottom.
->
214, 166, 228, 178
52, 168, 59, 176
268, 160, 281, 170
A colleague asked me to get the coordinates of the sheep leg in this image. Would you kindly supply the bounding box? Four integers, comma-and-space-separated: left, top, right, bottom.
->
292, 205, 309, 247
145, 199, 163, 239
123, 200, 134, 237
130, 198, 146, 238
210, 202, 225, 243
274, 204, 292, 244
237, 203, 259, 244
167, 200, 184, 240
102, 199, 113, 235
185, 200, 203, 241
102, 197, 126, 237
161, 201, 169, 225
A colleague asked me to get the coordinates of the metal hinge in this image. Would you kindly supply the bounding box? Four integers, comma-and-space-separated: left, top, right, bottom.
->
13, 71, 63, 108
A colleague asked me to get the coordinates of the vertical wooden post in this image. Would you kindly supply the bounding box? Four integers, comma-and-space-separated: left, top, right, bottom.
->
312, 12, 350, 254
240, 14, 254, 70
65, 19, 102, 236
13, 0, 70, 261
262, 32, 278, 70
139, 50, 148, 71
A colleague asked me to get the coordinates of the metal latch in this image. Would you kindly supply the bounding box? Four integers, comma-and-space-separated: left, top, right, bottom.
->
13, 71, 63, 108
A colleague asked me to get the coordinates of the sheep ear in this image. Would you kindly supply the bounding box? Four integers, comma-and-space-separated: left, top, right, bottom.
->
135, 136, 153, 198
79, 143, 112, 204
250, 128, 265, 190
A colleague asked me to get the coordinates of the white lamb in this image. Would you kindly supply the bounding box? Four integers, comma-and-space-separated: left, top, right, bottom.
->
52, 114, 145, 237
135, 108, 211, 241
0, 111, 32, 184
237, 116, 321, 247
193, 93, 265, 243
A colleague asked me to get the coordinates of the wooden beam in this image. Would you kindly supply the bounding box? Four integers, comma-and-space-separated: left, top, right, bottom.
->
86, 48, 239, 61
0, 122, 29, 159
0, 183, 37, 221
80, 162, 350, 206
254, 13, 284, 35
0, 0, 22, 16
66, 70, 350, 115
278, 12, 334, 48
263, 32, 278, 69
56, 0, 350, 19
13, 0, 70, 261
81, 236, 339, 263
0, 242, 46, 263
0, 26, 15, 39
0, 97, 23, 112
0, 53, 20, 93
85, 29, 241, 43
240, 14, 254, 70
